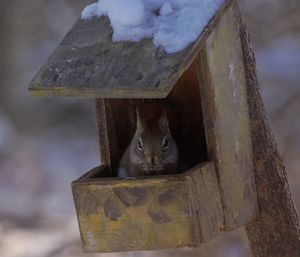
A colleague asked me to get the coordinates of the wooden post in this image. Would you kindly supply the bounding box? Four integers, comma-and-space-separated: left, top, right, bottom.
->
237, 3, 300, 257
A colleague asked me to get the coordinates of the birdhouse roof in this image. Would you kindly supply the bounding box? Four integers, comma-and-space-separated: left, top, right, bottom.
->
28, 0, 232, 98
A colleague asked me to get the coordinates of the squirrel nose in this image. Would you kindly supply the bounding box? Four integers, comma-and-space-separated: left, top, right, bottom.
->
151, 157, 155, 165
150, 156, 157, 165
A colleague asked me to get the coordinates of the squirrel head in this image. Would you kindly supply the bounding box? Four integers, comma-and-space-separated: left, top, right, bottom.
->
129, 107, 178, 175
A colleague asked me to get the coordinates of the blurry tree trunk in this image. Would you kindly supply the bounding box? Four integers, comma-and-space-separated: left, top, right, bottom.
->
0, 0, 10, 100
238, 5, 300, 257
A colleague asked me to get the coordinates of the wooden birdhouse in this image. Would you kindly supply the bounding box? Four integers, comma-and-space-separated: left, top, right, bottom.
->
28, 0, 300, 256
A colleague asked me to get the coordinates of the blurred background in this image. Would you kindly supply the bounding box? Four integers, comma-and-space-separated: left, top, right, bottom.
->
0, 0, 299, 256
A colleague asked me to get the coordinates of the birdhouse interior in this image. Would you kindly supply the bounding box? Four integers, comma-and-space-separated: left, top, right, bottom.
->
93, 59, 208, 178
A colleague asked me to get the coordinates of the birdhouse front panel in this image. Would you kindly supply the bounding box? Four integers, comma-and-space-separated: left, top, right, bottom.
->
72, 162, 223, 252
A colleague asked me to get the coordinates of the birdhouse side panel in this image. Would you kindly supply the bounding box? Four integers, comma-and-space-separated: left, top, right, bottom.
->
185, 162, 224, 243
198, 5, 258, 230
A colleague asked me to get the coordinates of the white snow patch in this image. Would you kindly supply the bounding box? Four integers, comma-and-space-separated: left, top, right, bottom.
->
81, 0, 224, 53
160, 2, 173, 16
81, 2, 98, 19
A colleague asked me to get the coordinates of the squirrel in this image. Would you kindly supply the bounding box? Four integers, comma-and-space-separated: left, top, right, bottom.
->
118, 101, 178, 177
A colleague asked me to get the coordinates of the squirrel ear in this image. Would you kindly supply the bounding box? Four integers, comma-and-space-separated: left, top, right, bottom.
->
136, 109, 142, 130
159, 110, 170, 132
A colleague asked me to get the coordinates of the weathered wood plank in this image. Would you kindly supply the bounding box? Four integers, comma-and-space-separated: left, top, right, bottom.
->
198, 5, 257, 230
28, 0, 235, 98
72, 167, 193, 252
185, 162, 223, 243
236, 3, 300, 256
95, 99, 111, 168
71, 162, 223, 252
95, 99, 112, 174
96, 99, 130, 175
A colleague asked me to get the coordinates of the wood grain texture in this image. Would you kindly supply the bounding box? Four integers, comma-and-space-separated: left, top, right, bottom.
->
198, 5, 257, 230
185, 162, 223, 243
28, 0, 234, 98
95, 99, 118, 176
168, 59, 208, 169
72, 162, 222, 252
95, 99, 112, 174
236, 3, 300, 256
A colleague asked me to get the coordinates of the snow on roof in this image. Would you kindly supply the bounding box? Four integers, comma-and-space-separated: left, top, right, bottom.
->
81, 0, 224, 53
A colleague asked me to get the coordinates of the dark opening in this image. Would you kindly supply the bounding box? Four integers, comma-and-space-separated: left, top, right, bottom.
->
102, 59, 208, 177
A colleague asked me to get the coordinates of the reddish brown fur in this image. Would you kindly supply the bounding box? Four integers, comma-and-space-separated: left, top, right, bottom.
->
134, 100, 169, 131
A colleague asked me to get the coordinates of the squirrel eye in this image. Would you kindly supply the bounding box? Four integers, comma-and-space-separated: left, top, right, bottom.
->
137, 137, 143, 151
162, 136, 169, 150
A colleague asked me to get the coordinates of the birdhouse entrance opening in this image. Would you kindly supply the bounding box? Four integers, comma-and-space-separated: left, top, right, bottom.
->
96, 59, 208, 177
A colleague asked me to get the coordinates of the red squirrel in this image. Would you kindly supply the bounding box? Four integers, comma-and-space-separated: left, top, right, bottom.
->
118, 101, 178, 177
